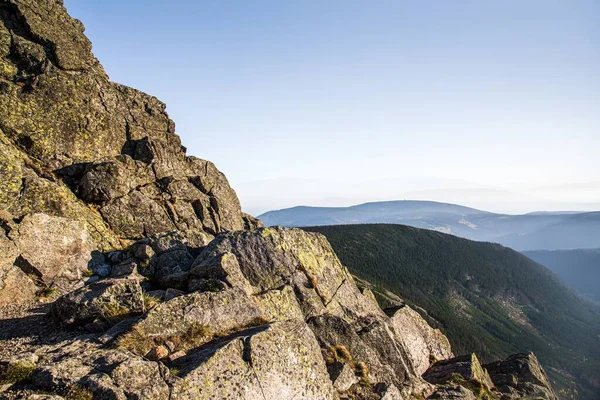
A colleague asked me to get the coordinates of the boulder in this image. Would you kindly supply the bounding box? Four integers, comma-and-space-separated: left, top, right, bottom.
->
0, 230, 37, 305
171, 321, 337, 400
328, 361, 358, 392
9, 213, 92, 293
389, 305, 453, 375
423, 354, 494, 392
120, 288, 265, 355
484, 353, 558, 400
191, 227, 384, 321
51, 278, 145, 326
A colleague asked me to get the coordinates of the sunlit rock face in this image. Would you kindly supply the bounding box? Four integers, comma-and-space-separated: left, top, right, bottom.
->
0, 2, 559, 400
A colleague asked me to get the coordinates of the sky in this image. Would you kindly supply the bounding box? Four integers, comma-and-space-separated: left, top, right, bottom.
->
64, 1, 600, 215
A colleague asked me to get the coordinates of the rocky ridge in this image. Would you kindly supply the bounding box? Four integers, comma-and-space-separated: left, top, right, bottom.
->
0, 2, 559, 399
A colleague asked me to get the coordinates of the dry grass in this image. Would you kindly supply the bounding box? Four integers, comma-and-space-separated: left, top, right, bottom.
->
118, 321, 213, 356
65, 386, 94, 400
308, 274, 319, 289
0, 362, 34, 384
179, 322, 212, 351
355, 361, 371, 386
81, 269, 95, 278
332, 345, 353, 363
37, 286, 59, 299
117, 326, 155, 356
99, 302, 131, 325
142, 292, 161, 309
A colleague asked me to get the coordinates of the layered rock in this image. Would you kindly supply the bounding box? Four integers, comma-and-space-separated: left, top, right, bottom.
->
0, 0, 245, 302
484, 353, 558, 400
0, 3, 560, 400
423, 354, 494, 392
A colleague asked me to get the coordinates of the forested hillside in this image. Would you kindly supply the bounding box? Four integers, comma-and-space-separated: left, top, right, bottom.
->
304, 224, 600, 399
524, 249, 600, 303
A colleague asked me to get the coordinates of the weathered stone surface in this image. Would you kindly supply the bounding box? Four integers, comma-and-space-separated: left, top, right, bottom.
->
129, 288, 263, 349
427, 385, 478, 400
390, 305, 453, 375
0, 229, 37, 304
191, 227, 384, 321
484, 353, 558, 400
423, 354, 494, 392
308, 314, 431, 397
51, 278, 144, 326
328, 361, 358, 392
0, 0, 245, 258
23, 339, 168, 399
9, 213, 92, 293
171, 321, 337, 400
110, 358, 170, 399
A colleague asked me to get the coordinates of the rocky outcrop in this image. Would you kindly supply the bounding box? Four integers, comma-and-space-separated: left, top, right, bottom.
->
423, 354, 494, 392
389, 305, 453, 375
0, 0, 245, 302
0, 3, 560, 400
484, 353, 558, 400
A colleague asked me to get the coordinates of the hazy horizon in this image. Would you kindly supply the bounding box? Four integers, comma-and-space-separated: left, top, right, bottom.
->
64, 1, 600, 216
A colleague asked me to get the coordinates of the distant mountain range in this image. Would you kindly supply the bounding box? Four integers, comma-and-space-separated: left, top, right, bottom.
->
303, 224, 600, 399
259, 200, 600, 250
524, 249, 600, 303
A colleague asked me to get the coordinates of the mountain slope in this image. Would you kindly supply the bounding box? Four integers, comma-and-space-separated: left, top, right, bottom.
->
260, 200, 600, 250
304, 224, 600, 399
524, 248, 600, 303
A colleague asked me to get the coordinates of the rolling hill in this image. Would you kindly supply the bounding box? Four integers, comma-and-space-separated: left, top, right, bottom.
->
260, 200, 600, 250
303, 224, 600, 399
524, 249, 600, 303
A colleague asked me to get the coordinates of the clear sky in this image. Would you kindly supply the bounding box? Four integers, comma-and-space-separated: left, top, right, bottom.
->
64, 1, 600, 215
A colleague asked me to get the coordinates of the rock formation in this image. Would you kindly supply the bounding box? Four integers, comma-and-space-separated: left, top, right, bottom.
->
0, 2, 559, 399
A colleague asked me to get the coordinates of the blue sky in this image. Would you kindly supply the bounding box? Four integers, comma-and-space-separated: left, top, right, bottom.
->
64, 1, 599, 214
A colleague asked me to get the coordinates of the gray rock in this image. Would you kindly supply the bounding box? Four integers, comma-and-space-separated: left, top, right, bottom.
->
389, 305, 453, 375
88, 252, 111, 277
51, 278, 145, 326
110, 259, 139, 278
328, 361, 358, 392
423, 354, 494, 392
0, 230, 37, 304
171, 321, 337, 400
484, 353, 558, 400
9, 213, 92, 293
164, 288, 185, 301
133, 243, 155, 260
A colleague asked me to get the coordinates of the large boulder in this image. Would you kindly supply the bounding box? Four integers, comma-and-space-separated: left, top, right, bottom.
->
171, 321, 337, 400
0, 228, 36, 305
50, 278, 145, 326
484, 353, 558, 400
190, 227, 384, 322
389, 305, 454, 375
423, 354, 494, 394
9, 213, 92, 293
